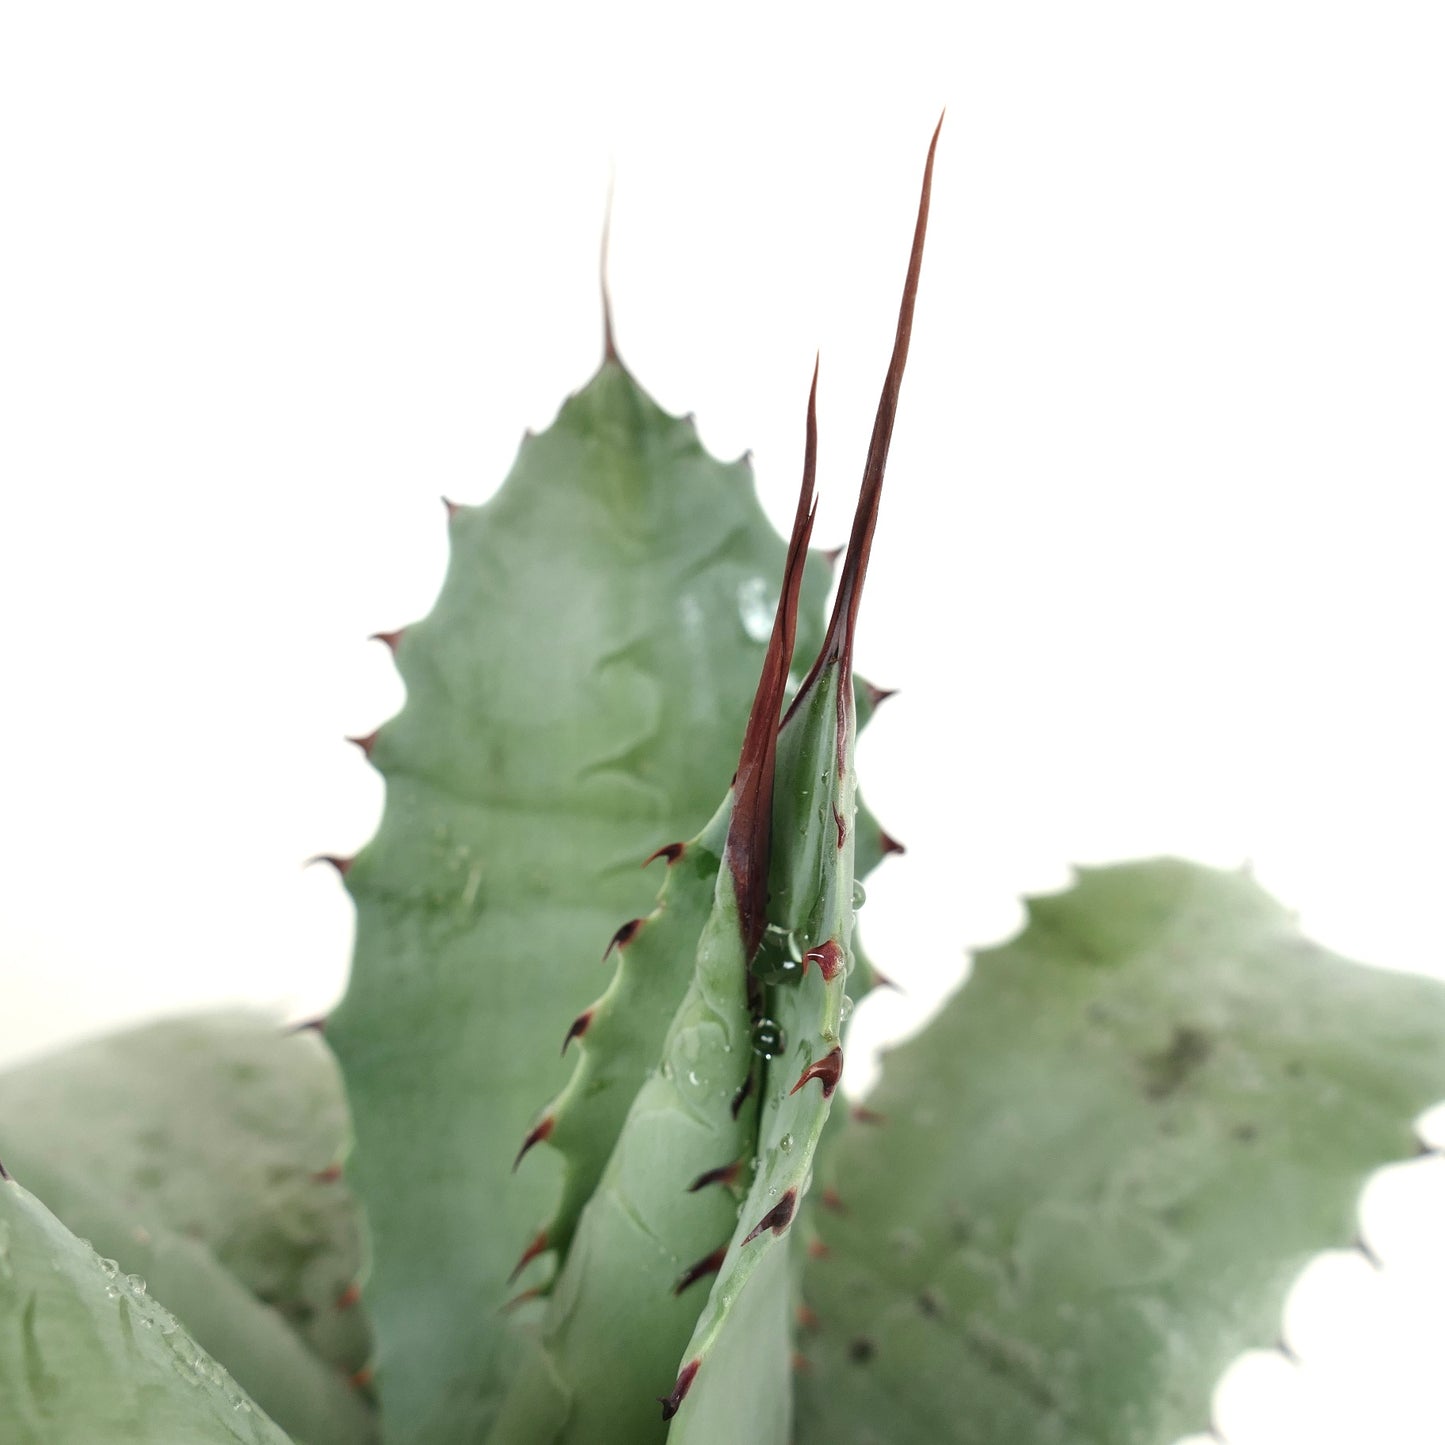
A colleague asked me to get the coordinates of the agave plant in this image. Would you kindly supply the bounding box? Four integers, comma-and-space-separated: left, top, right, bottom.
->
4, 123, 1445, 1445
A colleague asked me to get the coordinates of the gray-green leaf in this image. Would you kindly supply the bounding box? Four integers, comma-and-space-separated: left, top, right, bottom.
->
798, 859, 1445, 1445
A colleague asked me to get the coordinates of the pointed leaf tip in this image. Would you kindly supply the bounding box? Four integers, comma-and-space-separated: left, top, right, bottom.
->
600, 176, 621, 366
814, 118, 940, 678
726, 363, 820, 955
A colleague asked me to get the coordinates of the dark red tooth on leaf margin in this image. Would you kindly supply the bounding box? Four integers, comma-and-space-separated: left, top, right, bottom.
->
674, 1245, 728, 1295
369, 628, 405, 654
790, 1046, 844, 1099
561, 1010, 593, 1054
659, 1359, 700, 1421
687, 1159, 743, 1192
730, 1067, 755, 1119
500, 1286, 545, 1313
602, 918, 644, 960
508, 1229, 550, 1285
802, 940, 845, 982
879, 828, 906, 856
345, 730, 379, 758
643, 841, 686, 867
309, 854, 353, 878
512, 1116, 554, 1171
821, 1186, 848, 1214
742, 1188, 798, 1246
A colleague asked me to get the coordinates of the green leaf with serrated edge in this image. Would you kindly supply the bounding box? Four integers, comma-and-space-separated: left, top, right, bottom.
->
324, 355, 837, 1444
0, 1012, 369, 1380
514, 800, 730, 1277
796, 859, 1445, 1445
665, 117, 940, 1442
487, 368, 821, 1445
0, 1176, 295, 1445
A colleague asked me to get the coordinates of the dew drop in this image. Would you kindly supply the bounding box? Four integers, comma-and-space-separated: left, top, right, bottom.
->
687, 1070, 700, 1087
779, 1133, 794, 1153
751, 1018, 785, 1059
104, 1284, 121, 1300
98, 1257, 119, 1280
126, 1274, 147, 1296
852, 880, 867, 909
840, 995, 855, 1022
737, 576, 774, 642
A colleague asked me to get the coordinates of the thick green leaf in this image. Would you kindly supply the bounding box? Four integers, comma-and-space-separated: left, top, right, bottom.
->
326, 359, 834, 1444
0, 1012, 375, 1445
798, 860, 1445, 1445
0, 1177, 294, 1444
487, 398, 823, 1445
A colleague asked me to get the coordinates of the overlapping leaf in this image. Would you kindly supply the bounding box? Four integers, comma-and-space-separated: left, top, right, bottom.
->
797, 860, 1445, 1445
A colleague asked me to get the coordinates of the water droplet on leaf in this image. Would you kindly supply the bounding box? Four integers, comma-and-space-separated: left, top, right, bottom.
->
751, 1018, 785, 1058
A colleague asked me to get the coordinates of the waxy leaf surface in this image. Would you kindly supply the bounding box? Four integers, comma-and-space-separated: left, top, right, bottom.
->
798, 860, 1445, 1445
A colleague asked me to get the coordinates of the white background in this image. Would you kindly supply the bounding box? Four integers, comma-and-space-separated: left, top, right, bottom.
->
2, 4, 1442, 1440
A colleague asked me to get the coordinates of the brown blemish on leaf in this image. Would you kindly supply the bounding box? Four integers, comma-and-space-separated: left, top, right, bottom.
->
1140, 1025, 1213, 1100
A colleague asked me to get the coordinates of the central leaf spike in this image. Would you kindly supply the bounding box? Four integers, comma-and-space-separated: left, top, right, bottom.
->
726, 357, 820, 960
